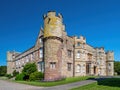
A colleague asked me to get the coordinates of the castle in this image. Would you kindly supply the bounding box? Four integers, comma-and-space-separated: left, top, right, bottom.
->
7, 11, 114, 81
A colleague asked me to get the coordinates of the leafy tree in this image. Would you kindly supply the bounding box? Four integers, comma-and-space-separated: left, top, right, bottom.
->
0, 66, 7, 76
22, 63, 37, 76
114, 61, 120, 75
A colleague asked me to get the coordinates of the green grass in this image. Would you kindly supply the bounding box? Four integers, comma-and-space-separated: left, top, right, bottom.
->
15, 76, 95, 87
71, 78, 120, 90
0, 76, 8, 80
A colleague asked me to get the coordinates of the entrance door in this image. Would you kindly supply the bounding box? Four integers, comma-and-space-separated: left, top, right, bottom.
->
94, 66, 97, 74
86, 64, 90, 74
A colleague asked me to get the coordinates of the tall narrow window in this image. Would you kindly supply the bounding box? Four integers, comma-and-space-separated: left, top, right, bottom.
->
26, 56, 29, 62
77, 51, 80, 58
76, 64, 81, 73
68, 50, 72, 58
38, 61, 44, 72
108, 63, 111, 69
77, 42, 80, 46
39, 48, 43, 58
39, 38, 43, 44
50, 62, 56, 69
67, 63, 72, 71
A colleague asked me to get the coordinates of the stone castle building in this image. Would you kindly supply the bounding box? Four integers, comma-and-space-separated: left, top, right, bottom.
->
7, 11, 114, 81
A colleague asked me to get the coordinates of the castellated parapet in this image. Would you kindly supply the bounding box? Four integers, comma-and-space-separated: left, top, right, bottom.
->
44, 11, 64, 38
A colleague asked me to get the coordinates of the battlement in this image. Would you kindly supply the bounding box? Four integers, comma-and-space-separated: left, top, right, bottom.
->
106, 51, 114, 54
7, 51, 20, 61
43, 11, 64, 38
75, 36, 86, 43
43, 11, 63, 21
95, 47, 105, 51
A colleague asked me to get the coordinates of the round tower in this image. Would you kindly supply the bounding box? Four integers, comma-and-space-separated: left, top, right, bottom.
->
106, 51, 114, 76
43, 11, 64, 81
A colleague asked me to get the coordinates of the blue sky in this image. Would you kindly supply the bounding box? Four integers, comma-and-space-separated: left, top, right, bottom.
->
0, 0, 120, 65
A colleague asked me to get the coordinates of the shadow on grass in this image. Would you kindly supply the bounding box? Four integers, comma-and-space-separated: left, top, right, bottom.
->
97, 78, 120, 88
86, 76, 120, 88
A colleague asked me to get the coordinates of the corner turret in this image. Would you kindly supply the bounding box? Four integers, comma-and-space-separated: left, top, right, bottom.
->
43, 11, 65, 38
106, 51, 114, 76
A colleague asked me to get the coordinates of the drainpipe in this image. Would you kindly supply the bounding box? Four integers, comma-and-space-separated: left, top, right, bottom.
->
73, 36, 75, 77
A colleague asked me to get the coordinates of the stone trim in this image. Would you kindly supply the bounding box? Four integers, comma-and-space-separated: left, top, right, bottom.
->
43, 36, 63, 42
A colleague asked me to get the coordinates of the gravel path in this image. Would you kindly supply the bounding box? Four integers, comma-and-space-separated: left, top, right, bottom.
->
0, 79, 98, 90
0, 80, 44, 90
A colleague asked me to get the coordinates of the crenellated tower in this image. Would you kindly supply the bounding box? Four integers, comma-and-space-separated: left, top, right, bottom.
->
106, 51, 114, 76
43, 11, 64, 81
7, 51, 18, 74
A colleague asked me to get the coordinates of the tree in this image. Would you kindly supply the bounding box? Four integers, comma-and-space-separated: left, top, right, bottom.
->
22, 63, 37, 75
114, 61, 120, 75
0, 66, 7, 76
19, 63, 37, 80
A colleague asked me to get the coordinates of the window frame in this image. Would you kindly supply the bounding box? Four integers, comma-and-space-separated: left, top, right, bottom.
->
50, 62, 56, 69
67, 63, 72, 71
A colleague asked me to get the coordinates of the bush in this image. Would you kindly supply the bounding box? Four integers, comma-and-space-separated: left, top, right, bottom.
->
5, 74, 13, 79
29, 71, 44, 81
0, 66, 7, 76
22, 63, 37, 76
13, 70, 19, 77
15, 73, 25, 81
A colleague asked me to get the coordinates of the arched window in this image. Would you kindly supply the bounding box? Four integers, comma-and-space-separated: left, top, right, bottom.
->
77, 51, 80, 58
76, 64, 81, 73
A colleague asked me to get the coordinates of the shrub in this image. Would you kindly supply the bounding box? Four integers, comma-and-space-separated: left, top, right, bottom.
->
22, 63, 37, 76
13, 70, 19, 77
29, 71, 44, 81
0, 66, 7, 76
15, 73, 25, 81
5, 74, 13, 79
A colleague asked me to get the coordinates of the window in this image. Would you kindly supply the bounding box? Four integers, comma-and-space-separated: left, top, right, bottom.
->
39, 48, 43, 58
50, 62, 56, 69
22, 59, 24, 64
31, 53, 33, 60
108, 63, 111, 69
77, 51, 80, 58
38, 61, 44, 72
39, 38, 43, 44
26, 56, 29, 62
77, 42, 80, 46
68, 50, 72, 58
16, 61, 18, 66
67, 63, 72, 71
97, 60, 100, 65
76, 64, 81, 73
83, 51, 85, 57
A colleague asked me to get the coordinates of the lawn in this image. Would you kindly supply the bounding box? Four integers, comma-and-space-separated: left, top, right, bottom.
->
71, 78, 120, 90
15, 76, 95, 87
0, 76, 8, 80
